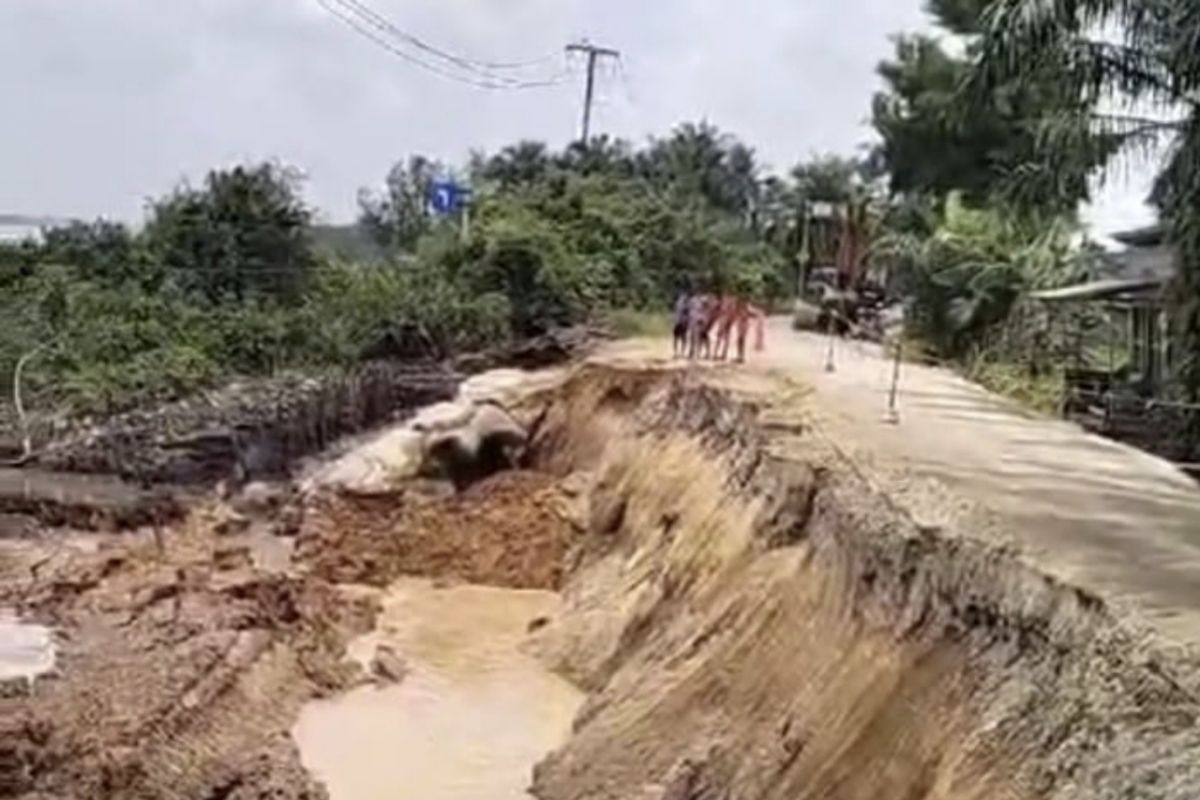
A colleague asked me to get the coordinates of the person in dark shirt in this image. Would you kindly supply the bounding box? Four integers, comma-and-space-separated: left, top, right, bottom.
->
673, 291, 691, 358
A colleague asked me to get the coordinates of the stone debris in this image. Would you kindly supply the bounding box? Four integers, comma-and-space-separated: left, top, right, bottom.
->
370, 644, 410, 684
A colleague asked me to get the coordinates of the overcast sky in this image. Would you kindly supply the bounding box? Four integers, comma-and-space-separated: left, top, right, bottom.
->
0, 0, 1155, 235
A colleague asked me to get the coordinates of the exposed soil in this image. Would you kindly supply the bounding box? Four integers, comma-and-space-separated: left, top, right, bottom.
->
296, 470, 574, 591
17, 326, 591, 487
5, 353, 1200, 800
524, 362, 1200, 800
0, 506, 378, 800
0, 472, 573, 799
0, 468, 181, 532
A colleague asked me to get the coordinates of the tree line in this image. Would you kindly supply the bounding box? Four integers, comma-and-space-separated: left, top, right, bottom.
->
0, 125, 863, 419
7, 0, 1199, 427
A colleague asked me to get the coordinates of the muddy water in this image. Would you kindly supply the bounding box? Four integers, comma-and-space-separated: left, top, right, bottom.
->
293, 579, 583, 800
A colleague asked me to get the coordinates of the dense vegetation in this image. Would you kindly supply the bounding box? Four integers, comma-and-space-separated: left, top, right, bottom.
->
868, 0, 1200, 432
966, 0, 1200, 403
7, 0, 1200, 450
866, 0, 1118, 410
0, 125, 813, 425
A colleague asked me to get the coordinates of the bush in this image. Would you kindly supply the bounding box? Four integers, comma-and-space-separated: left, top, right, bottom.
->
1, 135, 798, 423
967, 358, 1066, 415
606, 309, 673, 338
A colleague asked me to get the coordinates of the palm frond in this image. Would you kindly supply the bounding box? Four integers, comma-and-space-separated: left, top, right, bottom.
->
976, 1, 1179, 102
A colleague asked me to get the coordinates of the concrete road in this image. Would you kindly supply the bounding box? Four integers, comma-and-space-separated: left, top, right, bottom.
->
605, 319, 1200, 653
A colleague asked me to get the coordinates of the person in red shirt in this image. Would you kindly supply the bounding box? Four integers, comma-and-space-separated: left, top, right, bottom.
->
732, 298, 766, 362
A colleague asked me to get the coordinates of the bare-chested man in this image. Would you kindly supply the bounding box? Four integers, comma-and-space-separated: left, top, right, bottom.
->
713, 294, 738, 361
732, 298, 766, 363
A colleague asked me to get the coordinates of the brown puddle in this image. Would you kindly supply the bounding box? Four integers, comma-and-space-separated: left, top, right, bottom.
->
292, 578, 583, 800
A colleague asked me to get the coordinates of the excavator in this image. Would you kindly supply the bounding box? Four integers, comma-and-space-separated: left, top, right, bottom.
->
807, 198, 886, 338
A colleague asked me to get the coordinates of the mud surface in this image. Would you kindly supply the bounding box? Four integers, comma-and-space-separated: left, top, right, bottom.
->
0, 508, 376, 799
5, 352, 1200, 800
0, 462, 572, 799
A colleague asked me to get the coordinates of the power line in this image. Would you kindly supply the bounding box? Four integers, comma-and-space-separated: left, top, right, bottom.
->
335, 0, 556, 77
462, 52, 563, 72
314, 0, 568, 90
322, 0, 567, 89
315, 0, 508, 89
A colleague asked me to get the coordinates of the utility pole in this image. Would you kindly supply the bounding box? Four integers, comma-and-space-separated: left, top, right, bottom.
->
565, 40, 620, 143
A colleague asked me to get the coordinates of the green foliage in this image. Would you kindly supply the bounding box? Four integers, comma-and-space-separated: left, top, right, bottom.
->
791, 155, 869, 205
39, 221, 149, 286
458, 172, 782, 331
972, 0, 1200, 398
871, 1, 1114, 214
605, 309, 673, 339
1, 163, 322, 414
143, 163, 316, 304
300, 258, 511, 363
877, 195, 1080, 358
358, 155, 444, 251
0, 124, 803, 421
967, 358, 1066, 415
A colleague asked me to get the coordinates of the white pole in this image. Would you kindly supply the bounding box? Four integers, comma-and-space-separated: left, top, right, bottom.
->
885, 334, 902, 424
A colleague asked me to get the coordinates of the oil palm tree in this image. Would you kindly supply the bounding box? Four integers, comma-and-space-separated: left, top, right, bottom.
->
974, 0, 1200, 394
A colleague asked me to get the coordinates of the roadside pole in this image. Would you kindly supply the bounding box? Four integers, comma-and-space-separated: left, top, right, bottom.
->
885, 331, 902, 424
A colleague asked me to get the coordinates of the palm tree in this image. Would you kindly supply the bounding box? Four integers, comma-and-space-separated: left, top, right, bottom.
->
975, 0, 1200, 394
639, 123, 760, 216
480, 141, 552, 189
556, 135, 636, 178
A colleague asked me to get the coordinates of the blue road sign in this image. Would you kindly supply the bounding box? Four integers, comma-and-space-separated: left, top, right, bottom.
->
429, 181, 472, 215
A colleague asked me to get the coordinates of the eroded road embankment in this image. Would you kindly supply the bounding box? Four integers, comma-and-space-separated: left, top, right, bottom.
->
3, 360, 1199, 800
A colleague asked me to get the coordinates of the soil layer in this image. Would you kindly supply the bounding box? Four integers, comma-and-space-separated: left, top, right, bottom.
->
6, 356, 1200, 800
296, 471, 573, 591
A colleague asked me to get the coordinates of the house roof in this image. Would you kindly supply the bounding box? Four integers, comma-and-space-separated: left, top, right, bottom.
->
1034, 222, 1176, 304
1115, 243, 1177, 282
1031, 277, 1164, 303
1111, 224, 1167, 248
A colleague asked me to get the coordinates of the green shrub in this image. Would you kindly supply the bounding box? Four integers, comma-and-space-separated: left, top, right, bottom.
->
606, 309, 673, 338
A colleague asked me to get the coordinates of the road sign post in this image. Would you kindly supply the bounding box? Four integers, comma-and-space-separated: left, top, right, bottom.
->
428, 181, 473, 242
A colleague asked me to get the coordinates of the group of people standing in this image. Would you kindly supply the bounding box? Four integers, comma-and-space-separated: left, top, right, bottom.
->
672, 291, 766, 363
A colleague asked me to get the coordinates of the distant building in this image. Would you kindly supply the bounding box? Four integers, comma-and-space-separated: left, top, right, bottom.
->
1033, 224, 1178, 395
0, 221, 44, 245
